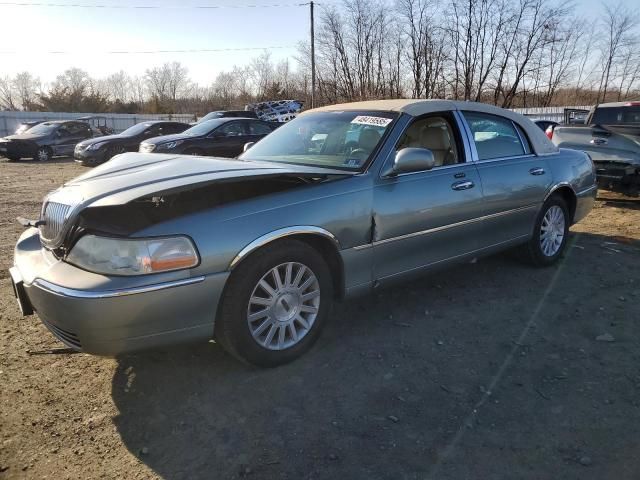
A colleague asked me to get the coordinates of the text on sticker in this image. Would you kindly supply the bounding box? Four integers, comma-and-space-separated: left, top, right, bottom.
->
351, 116, 393, 127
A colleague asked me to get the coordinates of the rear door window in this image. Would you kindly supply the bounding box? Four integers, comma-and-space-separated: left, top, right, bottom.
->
462, 112, 526, 160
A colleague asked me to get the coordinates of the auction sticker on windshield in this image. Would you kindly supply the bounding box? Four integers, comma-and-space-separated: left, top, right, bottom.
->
351, 116, 393, 127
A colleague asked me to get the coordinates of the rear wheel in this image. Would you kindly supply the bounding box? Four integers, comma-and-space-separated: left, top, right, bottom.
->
523, 195, 570, 266
215, 239, 333, 367
34, 147, 51, 162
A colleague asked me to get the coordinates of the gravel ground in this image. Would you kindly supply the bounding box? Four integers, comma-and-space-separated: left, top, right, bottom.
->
1, 157, 639, 480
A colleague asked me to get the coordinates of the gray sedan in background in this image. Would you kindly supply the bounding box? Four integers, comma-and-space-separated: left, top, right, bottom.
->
10, 100, 597, 366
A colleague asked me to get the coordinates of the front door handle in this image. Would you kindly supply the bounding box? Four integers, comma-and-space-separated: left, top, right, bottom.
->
451, 180, 475, 191
529, 167, 545, 176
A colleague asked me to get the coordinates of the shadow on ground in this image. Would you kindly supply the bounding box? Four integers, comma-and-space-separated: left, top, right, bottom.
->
111, 232, 640, 480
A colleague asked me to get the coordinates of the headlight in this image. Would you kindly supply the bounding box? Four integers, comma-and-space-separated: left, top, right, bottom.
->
87, 142, 107, 151
66, 235, 199, 276
139, 143, 155, 153
159, 140, 183, 150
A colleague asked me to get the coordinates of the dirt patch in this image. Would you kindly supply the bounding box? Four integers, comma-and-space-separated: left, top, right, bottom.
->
1, 157, 639, 479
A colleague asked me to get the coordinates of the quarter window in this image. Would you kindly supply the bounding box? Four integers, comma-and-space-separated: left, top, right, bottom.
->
462, 112, 526, 160
396, 115, 461, 167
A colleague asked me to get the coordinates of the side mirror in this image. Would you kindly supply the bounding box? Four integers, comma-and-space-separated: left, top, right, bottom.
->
243, 142, 255, 152
382, 147, 435, 176
55, 131, 62, 138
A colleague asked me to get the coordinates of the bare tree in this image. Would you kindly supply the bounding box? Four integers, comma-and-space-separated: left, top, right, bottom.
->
13, 72, 40, 110
596, 3, 635, 103
104, 70, 131, 103
0, 75, 18, 110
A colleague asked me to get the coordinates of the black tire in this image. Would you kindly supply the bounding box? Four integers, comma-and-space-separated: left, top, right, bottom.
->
34, 146, 52, 162
106, 145, 126, 161
522, 194, 570, 267
215, 239, 334, 367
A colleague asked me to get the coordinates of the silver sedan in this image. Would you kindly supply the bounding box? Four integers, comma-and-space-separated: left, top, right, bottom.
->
10, 100, 597, 366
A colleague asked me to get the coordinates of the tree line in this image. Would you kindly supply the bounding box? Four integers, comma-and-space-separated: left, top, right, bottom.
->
0, 0, 638, 114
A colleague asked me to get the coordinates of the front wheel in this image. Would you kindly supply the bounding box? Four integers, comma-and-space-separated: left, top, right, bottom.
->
215, 239, 333, 367
34, 147, 51, 162
523, 195, 570, 266
106, 145, 126, 161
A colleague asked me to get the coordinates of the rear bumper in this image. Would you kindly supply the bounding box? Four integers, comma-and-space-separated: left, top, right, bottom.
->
594, 160, 639, 181
594, 161, 640, 194
11, 228, 228, 356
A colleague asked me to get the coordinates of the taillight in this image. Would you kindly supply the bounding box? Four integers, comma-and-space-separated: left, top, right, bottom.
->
545, 125, 554, 140
625, 102, 640, 106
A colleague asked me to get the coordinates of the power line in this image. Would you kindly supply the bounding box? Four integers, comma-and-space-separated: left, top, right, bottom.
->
0, 45, 297, 54
0, 1, 303, 8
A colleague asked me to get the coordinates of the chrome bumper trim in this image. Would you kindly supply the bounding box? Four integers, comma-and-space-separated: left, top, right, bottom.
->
31, 276, 205, 299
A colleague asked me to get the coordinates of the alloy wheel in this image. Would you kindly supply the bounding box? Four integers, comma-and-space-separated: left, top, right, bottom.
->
37, 148, 50, 161
540, 205, 565, 256
246, 262, 320, 350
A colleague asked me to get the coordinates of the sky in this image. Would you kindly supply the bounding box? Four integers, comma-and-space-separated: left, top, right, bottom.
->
0, 0, 635, 86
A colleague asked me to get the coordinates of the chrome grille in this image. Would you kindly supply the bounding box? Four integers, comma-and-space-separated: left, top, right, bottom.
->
39, 201, 72, 243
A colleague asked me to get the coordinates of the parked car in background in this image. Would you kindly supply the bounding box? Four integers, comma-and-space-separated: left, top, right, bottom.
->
74, 120, 190, 166
14, 120, 44, 135
197, 110, 258, 123
139, 118, 277, 157
550, 101, 640, 195
10, 100, 596, 366
534, 119, 558, 132
0, 120, 93, 162
77, 116, 115, 137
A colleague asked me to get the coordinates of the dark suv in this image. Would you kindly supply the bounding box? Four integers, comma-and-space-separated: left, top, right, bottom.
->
139, 118, 277, 157
0, 120, 92, 162
197, 110, 258, 123
74, 120, 190, 166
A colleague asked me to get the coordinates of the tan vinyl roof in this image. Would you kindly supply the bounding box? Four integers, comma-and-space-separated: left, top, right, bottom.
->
304, 99, 559, 155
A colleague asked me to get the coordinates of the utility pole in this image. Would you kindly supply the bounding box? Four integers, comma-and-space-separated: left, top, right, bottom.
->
310, 0, 316, 108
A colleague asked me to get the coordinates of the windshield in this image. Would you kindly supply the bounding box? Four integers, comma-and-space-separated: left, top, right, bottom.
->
121, 123, 156, 136
239, 110, 397, 171
182, 119, 225, 136
24, 122, 58, 135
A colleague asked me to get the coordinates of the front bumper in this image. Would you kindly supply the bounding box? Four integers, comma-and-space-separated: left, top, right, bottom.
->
11, 228, 228, 356
0, 141, 37, 158
74, 147, 107, 164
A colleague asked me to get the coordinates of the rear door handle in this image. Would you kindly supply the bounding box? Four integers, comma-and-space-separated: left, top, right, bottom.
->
529, 167, 545, 176
451, 180, 475, 191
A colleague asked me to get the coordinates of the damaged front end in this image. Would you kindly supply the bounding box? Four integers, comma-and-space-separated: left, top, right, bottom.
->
29, 153, 351, 258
